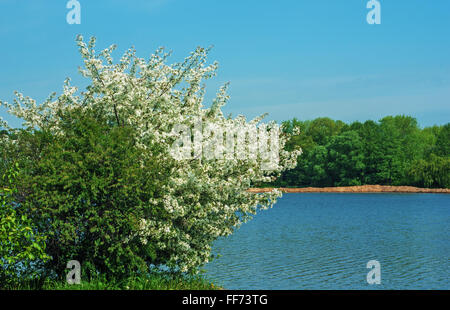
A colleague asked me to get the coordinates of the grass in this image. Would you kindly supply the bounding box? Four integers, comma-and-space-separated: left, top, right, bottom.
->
2, 272, 222, 290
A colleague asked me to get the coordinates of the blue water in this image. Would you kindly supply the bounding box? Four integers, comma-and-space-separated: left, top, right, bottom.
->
203, 193, 450, 289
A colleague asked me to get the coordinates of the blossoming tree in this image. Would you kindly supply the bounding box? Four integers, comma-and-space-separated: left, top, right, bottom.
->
0, 36, 301, 275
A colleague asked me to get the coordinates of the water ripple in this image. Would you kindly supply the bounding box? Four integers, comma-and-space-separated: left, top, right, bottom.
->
204, 193, 450, 289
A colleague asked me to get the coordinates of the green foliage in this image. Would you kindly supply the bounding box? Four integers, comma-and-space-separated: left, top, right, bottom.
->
14, 109, 170, 280
377, 115, 422, 185
326, 131, 365, 186
0, 163, 50, 287
407, 154, 450, 188
434, 123, 450, 157
274, 116, 449, 188
1, 272, 220, 290
307, 117, 345, 146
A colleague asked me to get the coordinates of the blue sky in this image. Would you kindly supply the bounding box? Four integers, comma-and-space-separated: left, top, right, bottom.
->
0, 0, 449, 127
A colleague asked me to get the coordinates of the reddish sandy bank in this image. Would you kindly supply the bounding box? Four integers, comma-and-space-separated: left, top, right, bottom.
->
248, 185, 450, 194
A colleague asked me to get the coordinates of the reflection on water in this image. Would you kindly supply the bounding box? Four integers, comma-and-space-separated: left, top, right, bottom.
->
203, 193, 450, 289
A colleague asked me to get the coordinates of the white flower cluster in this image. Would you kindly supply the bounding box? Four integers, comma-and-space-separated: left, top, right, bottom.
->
0, 36, 301, 273
169, 120, 282, 171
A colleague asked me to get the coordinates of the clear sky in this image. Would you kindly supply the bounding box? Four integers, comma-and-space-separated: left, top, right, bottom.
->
0, 0, 449, 127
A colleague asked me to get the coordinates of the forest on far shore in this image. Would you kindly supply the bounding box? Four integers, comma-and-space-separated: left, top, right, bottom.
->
265, 115, 449, 189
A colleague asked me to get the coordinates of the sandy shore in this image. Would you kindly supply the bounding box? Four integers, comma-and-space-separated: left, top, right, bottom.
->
248, 185, 450, 194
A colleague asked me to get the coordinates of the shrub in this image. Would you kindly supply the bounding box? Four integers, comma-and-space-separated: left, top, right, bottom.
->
16, 109, 170, 280
0, 163, 49, 287
1, 36, 299, 277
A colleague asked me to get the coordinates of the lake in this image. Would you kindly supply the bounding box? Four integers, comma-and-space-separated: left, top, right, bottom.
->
203, 193, 450, 289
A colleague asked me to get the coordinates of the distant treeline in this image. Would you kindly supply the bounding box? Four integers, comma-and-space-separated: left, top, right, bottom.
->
268, 115, 449, 189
